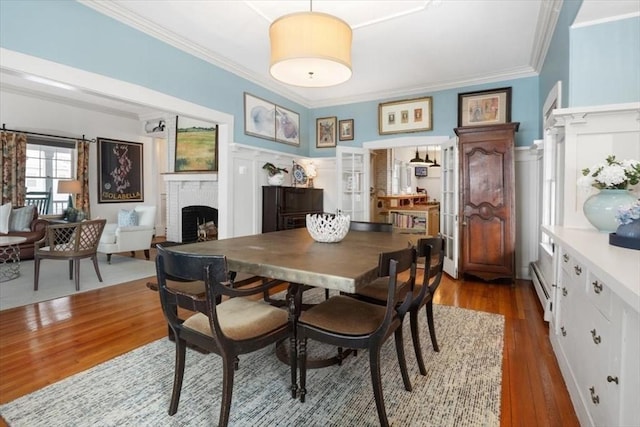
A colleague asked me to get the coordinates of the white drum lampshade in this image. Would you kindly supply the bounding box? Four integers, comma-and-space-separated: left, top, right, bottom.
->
269, 12, 352, 87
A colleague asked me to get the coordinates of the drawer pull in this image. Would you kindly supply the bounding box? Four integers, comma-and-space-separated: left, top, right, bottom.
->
607, 375, 619, 384
562, 287, 568, 297
563, 253, 569, 263
589, 386, 600, 405
561, 326, 566, 337
574, 265, 582, 275
592, 280, 603, 294
591, 329, 601, 344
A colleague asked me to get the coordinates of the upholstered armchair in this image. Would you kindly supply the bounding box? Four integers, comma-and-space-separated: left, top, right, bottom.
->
97, 205, 156, 263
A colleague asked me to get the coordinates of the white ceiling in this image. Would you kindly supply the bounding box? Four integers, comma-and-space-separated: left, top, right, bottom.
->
1, 0, 638, 119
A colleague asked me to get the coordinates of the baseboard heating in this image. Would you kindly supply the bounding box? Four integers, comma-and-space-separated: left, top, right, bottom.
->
530, 261, 552, 322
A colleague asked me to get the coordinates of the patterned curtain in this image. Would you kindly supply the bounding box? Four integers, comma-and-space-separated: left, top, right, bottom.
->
76, 139, 91, 218
1, 131, 27, 206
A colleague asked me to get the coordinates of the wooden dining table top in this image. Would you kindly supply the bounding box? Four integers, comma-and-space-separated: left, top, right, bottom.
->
165, 228, 413, 293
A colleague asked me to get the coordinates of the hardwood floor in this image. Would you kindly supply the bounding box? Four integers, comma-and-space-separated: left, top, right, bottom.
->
0, 247, 579, 426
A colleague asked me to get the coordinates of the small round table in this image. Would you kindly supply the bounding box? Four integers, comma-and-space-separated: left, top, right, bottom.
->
0, 236, 27, 282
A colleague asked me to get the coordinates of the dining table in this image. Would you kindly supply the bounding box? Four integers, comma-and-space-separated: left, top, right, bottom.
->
166, 227, 414, 294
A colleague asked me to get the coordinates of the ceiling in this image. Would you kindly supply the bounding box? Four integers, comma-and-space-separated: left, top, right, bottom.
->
1, 0, 638, 119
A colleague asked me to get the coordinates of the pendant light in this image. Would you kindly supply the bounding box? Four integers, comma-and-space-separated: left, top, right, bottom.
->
423, 146, 434, 165
269, 0, 353, 87
409, 147, 425, 165
431, 146, 441, 168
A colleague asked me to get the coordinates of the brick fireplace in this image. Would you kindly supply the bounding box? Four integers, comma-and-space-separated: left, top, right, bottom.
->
163, 173, 218, 242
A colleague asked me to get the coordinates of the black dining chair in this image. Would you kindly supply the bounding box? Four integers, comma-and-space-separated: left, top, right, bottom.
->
349, 220, 393, 232
296, 247, 419, 427
154, 245, 294, 427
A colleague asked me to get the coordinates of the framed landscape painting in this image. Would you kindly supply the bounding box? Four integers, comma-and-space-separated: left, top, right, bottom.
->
97, 138, 144, 203
175, 116, 218, 172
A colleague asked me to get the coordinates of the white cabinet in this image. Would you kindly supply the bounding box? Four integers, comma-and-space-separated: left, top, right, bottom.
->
546, 226, 640, 427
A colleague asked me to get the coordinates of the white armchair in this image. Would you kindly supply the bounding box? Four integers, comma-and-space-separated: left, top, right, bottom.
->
97, 205, 157, 264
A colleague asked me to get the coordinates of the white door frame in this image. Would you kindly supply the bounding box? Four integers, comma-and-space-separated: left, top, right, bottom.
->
440, 137, 459, 278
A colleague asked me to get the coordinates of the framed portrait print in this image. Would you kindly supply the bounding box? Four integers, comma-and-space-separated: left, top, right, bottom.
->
458, 87, 512, 127
316, 116, 337, 148
97, 138, 144, 203
339, 119, 354, 141
175, 116, 218, 172
378, 97, 432, 135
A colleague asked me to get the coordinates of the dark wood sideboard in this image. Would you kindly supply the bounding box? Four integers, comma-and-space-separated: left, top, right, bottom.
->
262, 186, 323, 233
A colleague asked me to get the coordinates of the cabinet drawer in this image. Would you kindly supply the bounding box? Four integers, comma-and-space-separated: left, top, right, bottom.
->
586, 272, 612, 319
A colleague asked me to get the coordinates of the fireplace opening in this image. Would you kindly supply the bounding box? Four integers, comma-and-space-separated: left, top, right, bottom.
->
182, 205, 218, 243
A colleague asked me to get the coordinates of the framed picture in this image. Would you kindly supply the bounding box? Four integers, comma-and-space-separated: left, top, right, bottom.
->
338, 119, 354, 141
275, 105, 300, 146
378, 96, 432, 135
458, 87, 512, 127
414, 166, 428, 177
316, 116, 337, 148
244, 92, 300, 146
244, 93, 275, 141
175, 116, 218, 172
97, 138, 144, 203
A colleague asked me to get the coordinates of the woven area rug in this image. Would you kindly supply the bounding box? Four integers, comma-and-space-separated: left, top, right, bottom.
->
0, 303, 504, 426
0, 255, 156, 311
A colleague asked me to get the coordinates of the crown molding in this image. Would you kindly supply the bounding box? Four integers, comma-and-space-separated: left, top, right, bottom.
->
530, 0, 563, 73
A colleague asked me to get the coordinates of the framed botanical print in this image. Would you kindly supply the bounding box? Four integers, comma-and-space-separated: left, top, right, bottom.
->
316, 116, 337, 148
97, 138, 144, 203
339, 119, 354, 141
378, 97, 432, 135
244, 92, 300, 146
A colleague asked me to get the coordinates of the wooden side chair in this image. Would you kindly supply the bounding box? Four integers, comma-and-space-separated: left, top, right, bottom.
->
34, 219, 106, 291
296, 247, 418, 427
154, 245, 293, 427
410, 236, 446, 375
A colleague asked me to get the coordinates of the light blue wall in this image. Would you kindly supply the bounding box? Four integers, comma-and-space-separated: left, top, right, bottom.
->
4, 0, 592, 156
539, 0, 582, 115
570, 16, 640, 106
310, 77, 539, 156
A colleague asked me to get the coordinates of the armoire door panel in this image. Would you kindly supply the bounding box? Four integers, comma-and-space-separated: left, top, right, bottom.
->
455, 123, 519, 282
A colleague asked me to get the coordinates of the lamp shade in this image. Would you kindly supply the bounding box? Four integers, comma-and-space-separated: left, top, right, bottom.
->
58, 179, 82, 194
269, 12, 352, 87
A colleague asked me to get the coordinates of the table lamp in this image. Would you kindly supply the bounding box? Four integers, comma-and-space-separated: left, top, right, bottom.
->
58, 179, 82, 209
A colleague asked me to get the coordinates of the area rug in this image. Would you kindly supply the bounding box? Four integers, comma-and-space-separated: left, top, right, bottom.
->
0, 255, 156, 311
0, 304, 504, 426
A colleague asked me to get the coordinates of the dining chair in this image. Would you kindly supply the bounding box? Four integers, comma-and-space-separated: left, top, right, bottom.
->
34, 219, 106, 291
353, 237, 444, 376
296, 247, 418, 427
349, 220, 393, 232
154, 245, 293, 427
410, 236, 446, 375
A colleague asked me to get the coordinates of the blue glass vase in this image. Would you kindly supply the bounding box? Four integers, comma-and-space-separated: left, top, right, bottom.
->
583, 189, 636, 233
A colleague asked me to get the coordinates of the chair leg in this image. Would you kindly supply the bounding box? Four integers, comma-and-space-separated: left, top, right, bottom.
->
68, 259, 73, 280
168, 335, 187, 416
394, 326, 412, 392
144, 249, 150, 260
34, 257, 41, 291
410, 310, 427, 376
369, 346, 390, 427
218, 355, 236, 427
299, 336, 308, 403
426, 302, 440, 352
74, 259, 81, 291
130, 251, 135, 258
91, 255, 103, 282
289, 335, 297, 399
106, 253, 112, 264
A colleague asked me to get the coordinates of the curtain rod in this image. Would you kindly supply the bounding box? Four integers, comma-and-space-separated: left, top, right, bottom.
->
1, 123, 95, 143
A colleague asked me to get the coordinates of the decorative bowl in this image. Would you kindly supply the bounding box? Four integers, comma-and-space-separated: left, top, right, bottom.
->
306, 213, 350, 243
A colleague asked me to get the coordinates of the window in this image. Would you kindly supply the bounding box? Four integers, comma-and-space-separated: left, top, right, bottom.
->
26, 138, 76, 215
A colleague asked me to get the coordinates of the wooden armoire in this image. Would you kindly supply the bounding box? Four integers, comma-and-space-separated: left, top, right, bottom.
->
454, 122, 519, 282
